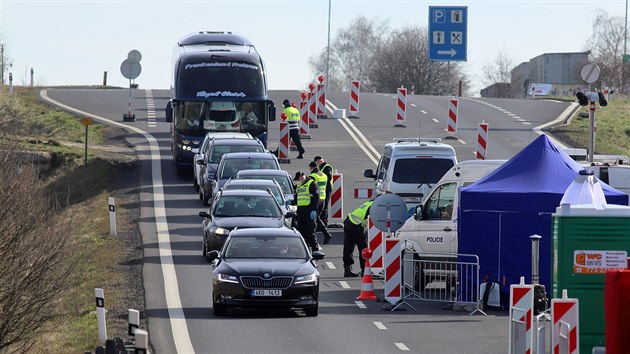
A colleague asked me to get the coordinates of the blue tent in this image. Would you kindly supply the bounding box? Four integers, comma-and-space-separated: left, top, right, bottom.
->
457, 134, 628, 304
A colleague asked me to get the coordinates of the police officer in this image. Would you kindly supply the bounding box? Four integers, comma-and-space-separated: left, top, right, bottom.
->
283, 99, 305, 159
342, 199, 373, 277
314, 155, 333, 226
308, 162, 333, 245
294, 171, 321, 252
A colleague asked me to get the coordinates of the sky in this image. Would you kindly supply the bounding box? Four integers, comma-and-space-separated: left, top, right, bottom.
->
1, 0, 626, 95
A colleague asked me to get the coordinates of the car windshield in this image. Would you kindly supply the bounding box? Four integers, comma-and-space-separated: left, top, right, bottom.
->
209, 145, 265, 164
224, 236, 308, 259
240, 175, 293, 194
223, 184, 284, 205
220, 158, 278, 179
212, 195, 282, 218
392, 158, 455, 184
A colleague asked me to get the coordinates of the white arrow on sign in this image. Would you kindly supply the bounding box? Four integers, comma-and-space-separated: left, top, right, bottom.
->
437, 48, 457, 57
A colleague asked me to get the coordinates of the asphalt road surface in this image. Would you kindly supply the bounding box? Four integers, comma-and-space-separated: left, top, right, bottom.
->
42, 88, 575, 354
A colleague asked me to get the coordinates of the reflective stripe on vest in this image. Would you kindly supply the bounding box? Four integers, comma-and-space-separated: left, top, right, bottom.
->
348, 201, 373, 227
284, 106, 300, 130
310, 172, 327, 200
296, 179, 315, 206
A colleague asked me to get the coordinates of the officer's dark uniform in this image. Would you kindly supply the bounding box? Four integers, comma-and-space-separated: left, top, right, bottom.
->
295, 174, 320, 251
316, 157, 334, 225
283, 99, 305, 158
342, 200, 373, 277
309, 164, 333, 245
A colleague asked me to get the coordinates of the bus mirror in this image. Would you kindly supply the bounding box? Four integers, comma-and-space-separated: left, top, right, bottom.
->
268, 100, 276, 121
165, 101, 174, 122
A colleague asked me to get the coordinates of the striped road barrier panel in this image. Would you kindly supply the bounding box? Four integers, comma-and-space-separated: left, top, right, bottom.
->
394, 88, 407, 128
509, 277, 534, 354
348, 80, 360, 118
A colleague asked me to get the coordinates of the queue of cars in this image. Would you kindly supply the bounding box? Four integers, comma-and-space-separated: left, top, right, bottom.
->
192, 132, 323, 317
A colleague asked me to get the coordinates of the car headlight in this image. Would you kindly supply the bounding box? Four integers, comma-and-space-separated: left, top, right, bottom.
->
294, 273, 318, 285
215, 273, 239, 284
177, 144, 193, 151
210, 227, 230, 236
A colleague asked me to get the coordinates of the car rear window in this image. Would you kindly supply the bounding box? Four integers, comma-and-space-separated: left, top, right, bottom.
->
391, 158, 454, 184
209, 145, 264, 164
213, 195, 281, 218
241, 175, 292, 194
224, 184, 284, 205
220, 158, 278, 178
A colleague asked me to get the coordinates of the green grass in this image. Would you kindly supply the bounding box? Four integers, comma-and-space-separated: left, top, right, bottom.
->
546, 95, 630, 156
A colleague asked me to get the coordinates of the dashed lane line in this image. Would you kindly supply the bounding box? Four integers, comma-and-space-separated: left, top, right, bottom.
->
395, 343, 410, 351
339, 281, 351, 289
420, 110, 427, 114
355, 301, 367, 309
410, 103, 416, 107
432, 118, 439, 123
374, 322, 387, 330
458, 138, 467, 145
325, 261, 336, 270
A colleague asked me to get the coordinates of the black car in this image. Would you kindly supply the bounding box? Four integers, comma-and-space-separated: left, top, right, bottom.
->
207, 228, 325, 317
199, 189, 295, 258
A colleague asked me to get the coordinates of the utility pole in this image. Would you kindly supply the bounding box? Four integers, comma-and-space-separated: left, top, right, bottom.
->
624, 0, 628, 93
325, 0, 331, 90
1, 44, 4, 85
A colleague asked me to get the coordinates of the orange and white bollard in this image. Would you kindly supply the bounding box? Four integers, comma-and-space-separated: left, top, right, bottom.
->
277, 120, 290, 164
394, 88, 407, 128
308, 83, 318, 128
356, 248, 377, 300
368, 216, 384, 275
384, 238, 402, 305
299, 93, 311, 139
447, 98, 458, 135
317, 75, 328, 119
476, 121, 488, 160
348, 80, 360, 118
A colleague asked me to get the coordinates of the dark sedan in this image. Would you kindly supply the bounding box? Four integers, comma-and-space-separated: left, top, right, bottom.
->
199, 189, 295, 259
208, 228, 324, 317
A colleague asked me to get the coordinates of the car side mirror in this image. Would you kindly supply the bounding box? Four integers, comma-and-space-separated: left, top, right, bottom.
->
207, 250, 220, 261
363, 169, 376, 179
413, 205, 423, 221
197, 159, 206, 166
285, 211, 297, 219
311, 250, 325, 260
199, 211, 212, 219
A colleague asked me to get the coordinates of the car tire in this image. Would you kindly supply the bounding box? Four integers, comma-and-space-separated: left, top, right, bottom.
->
213, 296, 227, 317
304, 304, 318, 317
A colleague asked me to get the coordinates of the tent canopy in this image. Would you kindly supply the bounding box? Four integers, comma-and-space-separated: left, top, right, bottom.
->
458, 134, 628, 300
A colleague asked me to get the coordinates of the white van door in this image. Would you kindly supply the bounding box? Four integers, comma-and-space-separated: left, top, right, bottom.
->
417, 182, 457, 254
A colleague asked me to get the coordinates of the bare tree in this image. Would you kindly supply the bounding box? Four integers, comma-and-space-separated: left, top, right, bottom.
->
370, 26, 468, 95
0, 152, 78, 353
586, 9, 628, 92
309, 16, 388, 91
481, 47, 514, 98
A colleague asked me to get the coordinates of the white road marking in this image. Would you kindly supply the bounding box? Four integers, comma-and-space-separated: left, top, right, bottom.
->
522, 122, 532, 125
432, 118, 439, 123
458, 138, 467, 145
410, 103, 416, 107
325, 100, 381, 165
146, 90, 157, 127
420, 110, 427, 114
40, 90, 196, 354
513, 116, 521, 119
395, 343, 410, 351
508, 113, 517, 117
325, 261, 336, 270
339, 281, 351, 289
355, 301, 367, 309
374, 321, 387, 330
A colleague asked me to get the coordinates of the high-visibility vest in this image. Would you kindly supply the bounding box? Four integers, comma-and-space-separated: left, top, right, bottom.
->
320, 163, 334, 187
348, 200, 373, 227
296, 179, 315, 206
283, 106, 300, 130
310, 172, 327, 200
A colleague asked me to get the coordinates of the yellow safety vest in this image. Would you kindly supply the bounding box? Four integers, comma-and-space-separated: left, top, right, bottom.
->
296, 179, 315, 206
283, 106, 300, 130
348, 201, 373, 227
310, 172, 327, 200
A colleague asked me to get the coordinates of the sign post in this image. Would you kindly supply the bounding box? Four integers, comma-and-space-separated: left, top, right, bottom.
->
80, 118, 92, 166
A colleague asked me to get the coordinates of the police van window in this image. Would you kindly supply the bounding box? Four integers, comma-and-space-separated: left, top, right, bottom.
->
392, 158, 454, 184
377, 155, 391, 180
425, 182, 456, 220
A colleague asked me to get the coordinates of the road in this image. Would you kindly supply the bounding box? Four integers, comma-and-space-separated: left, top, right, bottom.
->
41, 88, 575, 354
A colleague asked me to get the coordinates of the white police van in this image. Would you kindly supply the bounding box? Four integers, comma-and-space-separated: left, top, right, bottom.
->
364, 138, 457, 214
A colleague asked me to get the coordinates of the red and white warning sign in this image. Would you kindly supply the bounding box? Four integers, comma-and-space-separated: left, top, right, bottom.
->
329, 173, 343, 225
349, 80, 360, 116
476, 121, 488, 160
384, 238, 402, 305
368, 216, 384, 274
508, 277, 534, 354
551, 289, 579, 354
447, 98, 458, 134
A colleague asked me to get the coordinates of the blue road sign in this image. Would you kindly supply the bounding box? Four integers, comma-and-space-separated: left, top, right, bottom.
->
428, 6, 467, 61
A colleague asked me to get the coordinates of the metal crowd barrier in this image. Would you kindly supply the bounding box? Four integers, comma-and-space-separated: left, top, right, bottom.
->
401, 243, 486, 316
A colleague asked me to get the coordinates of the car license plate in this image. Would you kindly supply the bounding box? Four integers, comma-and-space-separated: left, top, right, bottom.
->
252, 289, 282, 297
402, 197, 422, 203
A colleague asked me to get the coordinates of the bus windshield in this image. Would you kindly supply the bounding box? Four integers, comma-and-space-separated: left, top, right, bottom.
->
177, 59, 264, 98
174, 100, 266, 136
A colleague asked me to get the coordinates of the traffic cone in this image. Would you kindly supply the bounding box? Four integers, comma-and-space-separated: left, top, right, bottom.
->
356, 248, 377, 301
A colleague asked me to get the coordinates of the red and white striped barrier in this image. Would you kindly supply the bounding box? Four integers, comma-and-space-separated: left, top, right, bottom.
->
277, 121, 290, 163
354, 188, 373, 199
368, 216, 384, 275
476, 121, 488, 160
447, 98, 458, 134
394, 88, 407, 127
551, 289, 579, 354
299, 100, 310, 139
308, 84, 318, 128
329, 173, 343, 225
384, 238, 402, 305
508, 277, 534, 354
317, 83, 327, 118
349, 80, 360, 118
